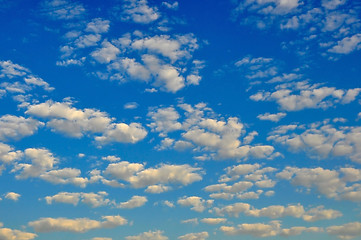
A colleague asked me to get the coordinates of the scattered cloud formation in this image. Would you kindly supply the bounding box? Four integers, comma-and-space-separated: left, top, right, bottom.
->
29, 215, 127, 233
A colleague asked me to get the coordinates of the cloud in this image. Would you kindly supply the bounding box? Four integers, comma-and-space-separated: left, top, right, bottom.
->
280, 227, 323, 237
181, 218, 198, 225
220, 221, 281, 237
162, 2, 178, 10
328, 34, 361, 54
26, 100, 147, 144
40, 168, 89, 187
145, 185, 171, 193
257, 112, 286, 122
121, 0, 160, 24
124, 102, 139, 109
45, 191, 111, 207
85, 18, 110, 34
117, 195, 147, 209
40, 0, 85, 20
14, 148, 57, 179
177, 196, 213, 212
178, 232, 208, 240
102, 155, 121, 162
0, 115, 44, 141
4, 192, 21, 201
104, 161, 203, 189
251, 81, 361, 111
0, 142, 22, 164
91, 40, 120, 64
327, 222, 361, 239
0, 60, 54, 96
125, 230, 168, 240
29, 215, 127, 233
200, 218, 227, 225
0, 224, 37, 240
268, 120, 361, 162
148, 103, 277, 160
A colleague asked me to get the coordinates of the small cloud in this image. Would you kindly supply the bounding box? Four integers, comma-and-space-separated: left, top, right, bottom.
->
124, 102, 139, 109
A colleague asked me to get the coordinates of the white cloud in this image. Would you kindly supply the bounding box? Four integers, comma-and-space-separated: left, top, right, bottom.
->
40, 168, 88, 187
102, 155, 121, 162
302, 206, 342, 222
177, 196, 213, 212
104, 162, 203, 189
124, 102, 139, 109
200, 218, 227, 225
125, 230, 168, 240
145, 184, 171, 193
0, 142, 22, 164
0, 60, 29, 78
328, 34, 361, 54
178, 232, 208, 240
251, 81, 361, 111
26, 100, 147, 144
41, 0, 85, 20
0, 115, 43, 141
91, 40, 120, 64
45, 191, 111, 207
117, 195, 147, 209
14, 148, 57, 179
327, 222, 361, 239
280, 227, 323, 237
121, 0, 160, 24
148, 103, 276, 160
0, 225, 37, 240
268, 120, 361, 163
29, 215, 127, 233
257, 112, 286, 122
220, 221, 281, 237
86, 18, 110, 34
4, 192, 21, 201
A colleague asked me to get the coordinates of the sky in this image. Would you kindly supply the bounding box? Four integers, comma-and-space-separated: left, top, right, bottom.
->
0, 0, 361, 239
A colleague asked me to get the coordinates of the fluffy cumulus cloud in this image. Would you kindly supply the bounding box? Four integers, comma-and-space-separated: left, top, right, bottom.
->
277, 166, 361, 201
200, 218, 227, 225
44, 191, 111, 207
56, 13, 203, 93
117, 195, 147, 209
257, 112, 287, 122
0, 223, 37, 240
103, 161, 203, 189
4, 192, 21, 201
26, 100, 147, 144
0, 115, 43, 141
177, 196, 214, 212
205, 163, 277, 200
28, 215, 127, 233
220, 220, 281, 237
250, 81, 360, 111
121, 0, 160, 24
178, 232, 208, 240
125, 230, 168, 240
327, 222, 361, 239
268, 120, 361, 162
0, 142, 22, 165
148, 103, 277, 160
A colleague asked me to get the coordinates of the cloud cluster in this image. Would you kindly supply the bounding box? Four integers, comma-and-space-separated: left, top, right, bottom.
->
29, 215, 127, 233
204, 163, 277, 200
220, 221, 323, 238
121, 0, 160, 24
148, 103, 277, 160
0, 60, 53, 100
40, 0, 85, 20
213, 202, 341, 222
233, 0, 361, 57
100, 161, 203, 190
177, 196, 214, 212
268, 120, 361, 162
0, 115, 43, 141
25, 100, 147, 144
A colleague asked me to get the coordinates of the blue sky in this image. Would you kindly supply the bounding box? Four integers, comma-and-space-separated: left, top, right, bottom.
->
0, 0, 361, 239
